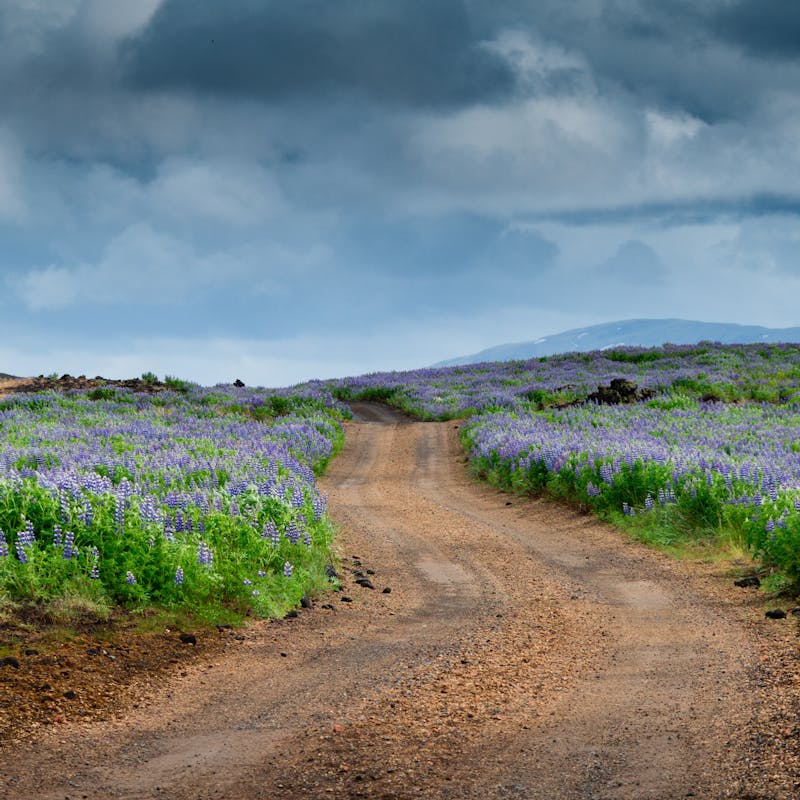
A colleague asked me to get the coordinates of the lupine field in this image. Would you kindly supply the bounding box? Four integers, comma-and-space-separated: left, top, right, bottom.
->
4, 340, 800, 620
0, 384, 347, 620
326, 342, 800, 590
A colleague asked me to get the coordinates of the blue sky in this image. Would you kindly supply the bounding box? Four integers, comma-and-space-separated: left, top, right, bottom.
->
1, 1, 799, 386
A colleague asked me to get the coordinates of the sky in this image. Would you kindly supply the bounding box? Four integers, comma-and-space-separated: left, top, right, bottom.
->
1, 0, 799, 386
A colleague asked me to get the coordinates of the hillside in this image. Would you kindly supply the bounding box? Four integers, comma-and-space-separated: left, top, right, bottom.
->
435, 318, 800, 367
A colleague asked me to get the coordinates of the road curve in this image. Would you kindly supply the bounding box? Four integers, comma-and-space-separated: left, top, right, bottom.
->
2, 403, 789, 799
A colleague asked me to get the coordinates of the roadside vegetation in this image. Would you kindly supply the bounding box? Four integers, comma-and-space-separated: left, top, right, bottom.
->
0, 380, 348, 625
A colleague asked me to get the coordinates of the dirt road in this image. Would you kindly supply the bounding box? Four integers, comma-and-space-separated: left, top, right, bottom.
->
2, 403, 798, 798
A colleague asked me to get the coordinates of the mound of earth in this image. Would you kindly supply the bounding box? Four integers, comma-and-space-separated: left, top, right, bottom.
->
0, 374, 170, 396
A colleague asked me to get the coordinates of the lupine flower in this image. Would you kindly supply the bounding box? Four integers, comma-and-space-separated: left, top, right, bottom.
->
283, 561, 293, 578
262, 520, 281, 547
126, 571, 136, 585
197, 540, 213, 568
174, 566, 184, 586
0, 530, 8, 558
62, 530, 75, 559
90, 547, 100, 580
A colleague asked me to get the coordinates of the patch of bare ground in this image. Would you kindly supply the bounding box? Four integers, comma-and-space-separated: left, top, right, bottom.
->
0, 401, 798, 799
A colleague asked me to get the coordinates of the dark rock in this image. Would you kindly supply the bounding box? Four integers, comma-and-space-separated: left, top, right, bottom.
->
280, 652, 288, 658
324, 564, 339, 579
791, 608, 800, 616
300, 594, 313, 609
382, 587, 392, 594
505, 501, 512, 506
355, 578, 375, 590
765, 609, 787, 620
734, 575, 761, 588
24, 648, 39, 656
587, 378, 656, 406
63, 690, 78, 700
341, 596, 353, 603
178, 633, 197, 645
233, 378, 245, 387
284, 609, 299, 619
1, 656, 20, 669
321, 603, 335, 610
216, 623, 233, 631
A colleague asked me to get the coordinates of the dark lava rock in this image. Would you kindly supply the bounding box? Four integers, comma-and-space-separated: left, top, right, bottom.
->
341, 596, 353, 603
321, 603, 335, 610
63, 690, 78, 700
505, 501, 513, 506
324, 564, 339, 579
1, 656, 20, 669
382, 587, 392, 594
284, 609, 299, 619
588, 378, 656, 406
216, 623, 233, 631
765, 609, 787, 620
300, 594, 313, 609
355, 578, 375, 590
734, 575, 761, 588
233, 378, 245, 387
24, 648, 39, 656
179, 633, 197, 645
280, 652, 288, 658
366, 569, 376, 575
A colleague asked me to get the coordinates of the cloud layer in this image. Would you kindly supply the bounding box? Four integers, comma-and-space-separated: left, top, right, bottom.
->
1, 1, 799, 383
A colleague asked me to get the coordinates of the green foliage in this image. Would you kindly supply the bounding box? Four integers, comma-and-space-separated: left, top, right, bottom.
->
87, 386, 117, 401
164, 375, 192, 393
604, 350, 664, 364
140, 371, 159, 385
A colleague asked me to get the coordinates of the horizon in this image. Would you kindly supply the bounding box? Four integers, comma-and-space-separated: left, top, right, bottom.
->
1, 2, 799, 385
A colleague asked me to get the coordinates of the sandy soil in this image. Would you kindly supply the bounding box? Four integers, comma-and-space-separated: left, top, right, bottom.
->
1, 401, 799, 798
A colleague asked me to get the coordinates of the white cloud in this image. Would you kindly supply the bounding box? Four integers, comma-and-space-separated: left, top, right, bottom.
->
14, 266, 77, 311
151, 158, 284, 226
13, 223, 252, 311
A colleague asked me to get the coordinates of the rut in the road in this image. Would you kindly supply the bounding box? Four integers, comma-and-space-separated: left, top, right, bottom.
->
0, 405, 778, 800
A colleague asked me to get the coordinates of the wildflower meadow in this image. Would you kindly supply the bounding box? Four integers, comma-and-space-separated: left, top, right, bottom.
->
0, 384, 346, 620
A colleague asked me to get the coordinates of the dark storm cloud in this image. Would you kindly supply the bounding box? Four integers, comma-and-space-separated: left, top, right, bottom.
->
530, 194, 800, 227
121, 0, 516, 108
484, 0, 800, 122
712, 0, 800, 59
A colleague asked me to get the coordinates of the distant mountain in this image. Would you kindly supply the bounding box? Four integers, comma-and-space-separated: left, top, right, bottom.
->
435, 318, 800, 367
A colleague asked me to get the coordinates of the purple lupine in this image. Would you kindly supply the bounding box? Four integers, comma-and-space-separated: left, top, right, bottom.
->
126, 571, 136, 585
197, 540, 213, 568
90, 547, 100, 579
262, 520, 281, 547
283, 561, 293, 578
62, 530, 75, 559
174, 566, 184, 585
0, 530, 8, 558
